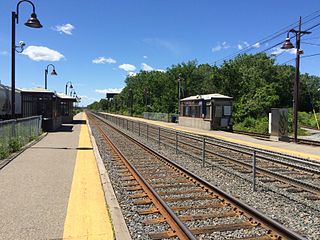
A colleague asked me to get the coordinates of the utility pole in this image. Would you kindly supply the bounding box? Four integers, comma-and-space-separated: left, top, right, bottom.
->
281, 16, 311, 142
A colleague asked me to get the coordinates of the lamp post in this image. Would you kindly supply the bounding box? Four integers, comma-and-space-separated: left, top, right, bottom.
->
281, 16, 311, 142
178, 74, 181, 114
11, 0, 42, 118
129, 88, 133, 116
44, 64, 57, 90
65, 81, 73, 95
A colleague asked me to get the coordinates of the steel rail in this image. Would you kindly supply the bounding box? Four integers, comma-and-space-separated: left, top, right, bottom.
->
90, 111, 306, 240
88, 114, 196, 240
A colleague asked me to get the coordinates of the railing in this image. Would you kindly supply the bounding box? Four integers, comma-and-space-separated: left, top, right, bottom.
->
0, 116, 42, 159
143, 112, 179, 122
92, 112, 320, 194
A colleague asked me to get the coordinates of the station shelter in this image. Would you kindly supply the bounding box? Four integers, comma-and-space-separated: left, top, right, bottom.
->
56, 93, 78, 123
179, 93, 233, 131
21, 88, 76, 131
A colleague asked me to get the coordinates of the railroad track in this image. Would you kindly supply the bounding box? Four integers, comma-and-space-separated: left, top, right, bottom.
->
96, 113, 320, 203
89, 112, 305, 240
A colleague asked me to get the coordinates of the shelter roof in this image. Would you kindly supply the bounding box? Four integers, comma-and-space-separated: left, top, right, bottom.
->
180, 93, 233, 101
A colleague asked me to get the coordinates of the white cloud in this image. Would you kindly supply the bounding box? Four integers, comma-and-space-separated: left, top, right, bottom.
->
119, 63, 136, 72
237, 44, 243, 50
92, 57, 116, 64
78, 95, 98, 101
212, 45, 222, 52
155, 69, 166, 72
143, 55, 148, 59
95, 88, 123, 94
271, 47, 297, 55
243, 41, 249, 47
21, 46, 64, 61
212, 41, 230, 52
53, 23, 75, 35
222, 42, 230, 48
128, 72, 137, 77
141, 63, 153, 71
252, 42, 260, 48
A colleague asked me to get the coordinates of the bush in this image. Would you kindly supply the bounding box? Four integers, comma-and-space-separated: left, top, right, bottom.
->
8, 138, 22, 153
0, 145, 9, 160
233, 116, 269, 134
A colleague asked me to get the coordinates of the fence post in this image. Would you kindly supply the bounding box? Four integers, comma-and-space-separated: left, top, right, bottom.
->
29, 118, 32, 138
252, 150, 257, 192
132, 121, 134, 133
126, 119, 128, 130
202, 137, 206, 167
175, 131, 178, 154
40, 115, 42, 134
12, 120, 16, 139
158, 127, 161, 147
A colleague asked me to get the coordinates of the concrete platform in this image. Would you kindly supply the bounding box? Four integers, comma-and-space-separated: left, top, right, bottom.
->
0, 113, 128, 240
103, 113, 320, 161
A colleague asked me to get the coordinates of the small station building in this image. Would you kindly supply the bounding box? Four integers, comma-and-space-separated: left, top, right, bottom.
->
179, 93, 233, 131
21, 88, 77, 131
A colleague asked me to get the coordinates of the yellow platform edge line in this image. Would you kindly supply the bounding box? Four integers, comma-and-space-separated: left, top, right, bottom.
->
63, 113, 114, 240
107, 113, 320, 161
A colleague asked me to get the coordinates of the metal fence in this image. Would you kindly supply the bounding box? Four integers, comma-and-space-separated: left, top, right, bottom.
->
143, 112, 179, 123
0, 116, 42, 155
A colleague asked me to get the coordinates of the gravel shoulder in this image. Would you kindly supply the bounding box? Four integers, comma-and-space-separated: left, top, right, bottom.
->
91, 121, 320, 240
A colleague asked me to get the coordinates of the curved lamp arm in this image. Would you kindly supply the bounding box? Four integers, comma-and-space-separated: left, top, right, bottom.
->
15, 0, 36, 24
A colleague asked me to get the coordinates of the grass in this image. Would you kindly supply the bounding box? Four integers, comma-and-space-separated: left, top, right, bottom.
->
233, 110, 319, 136
0, 122, 42, 160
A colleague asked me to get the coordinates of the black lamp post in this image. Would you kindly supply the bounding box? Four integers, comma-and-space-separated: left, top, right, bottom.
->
65, 81, 73, 95
178, 73, 181, 115
11, 0, 42, 118
44, 64, 57, 90
281, 16, 311, 142
129, 88, 133, 116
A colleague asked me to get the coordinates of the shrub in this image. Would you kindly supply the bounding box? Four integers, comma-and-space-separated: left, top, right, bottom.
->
8, 138, 22, 153
0, 145, 9, 160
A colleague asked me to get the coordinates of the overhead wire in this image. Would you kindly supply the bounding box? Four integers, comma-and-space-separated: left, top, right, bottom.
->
279, 53, 320, 65
213, 9, 320, 64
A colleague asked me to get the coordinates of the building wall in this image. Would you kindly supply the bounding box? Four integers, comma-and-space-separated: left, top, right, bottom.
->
178, 116, 211, 130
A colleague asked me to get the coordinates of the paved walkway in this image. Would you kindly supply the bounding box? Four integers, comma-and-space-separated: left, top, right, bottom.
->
105, 113, 320, 161
0, 113, 121, 240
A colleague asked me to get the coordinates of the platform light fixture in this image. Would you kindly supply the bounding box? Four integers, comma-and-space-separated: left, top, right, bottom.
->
44, 64, 57, 90
281, 16, 311, 143
65, 81, 73, 95
11, 0, 42, 118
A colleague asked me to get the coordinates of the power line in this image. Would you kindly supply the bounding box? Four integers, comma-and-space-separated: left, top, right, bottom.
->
280, 52, 320, 65
214, 10, 320, 64
301, 42, 320, 47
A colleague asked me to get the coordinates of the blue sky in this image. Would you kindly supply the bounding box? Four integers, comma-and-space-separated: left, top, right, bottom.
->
0, 0, 320, 106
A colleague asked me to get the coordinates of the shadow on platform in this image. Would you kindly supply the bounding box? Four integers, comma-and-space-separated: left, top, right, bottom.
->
56, 125, 74, 132
73, 120, 87, 125
31, 146, 93, 150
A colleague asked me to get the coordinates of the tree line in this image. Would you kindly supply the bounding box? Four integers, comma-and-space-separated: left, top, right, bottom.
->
88, 53, 320, 131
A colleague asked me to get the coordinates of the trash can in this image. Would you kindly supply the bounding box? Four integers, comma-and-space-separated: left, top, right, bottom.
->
171, 116, 176, 123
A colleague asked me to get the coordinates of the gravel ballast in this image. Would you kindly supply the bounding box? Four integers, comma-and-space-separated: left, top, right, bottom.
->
90, 118, 320, 240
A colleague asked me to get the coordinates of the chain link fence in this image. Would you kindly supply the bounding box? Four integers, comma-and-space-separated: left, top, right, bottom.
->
143, 112, 179, 123
0, 116, 42, 159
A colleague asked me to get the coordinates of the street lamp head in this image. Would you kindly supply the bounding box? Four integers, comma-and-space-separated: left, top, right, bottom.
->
281, 37, 295, 49
51, 69, 57, 76
25, 13, 42, 28
70, 84, 73, 89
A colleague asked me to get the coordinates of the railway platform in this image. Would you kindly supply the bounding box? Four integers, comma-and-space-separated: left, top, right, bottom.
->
104, 113, 320, 161
0, 112, 130, 240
